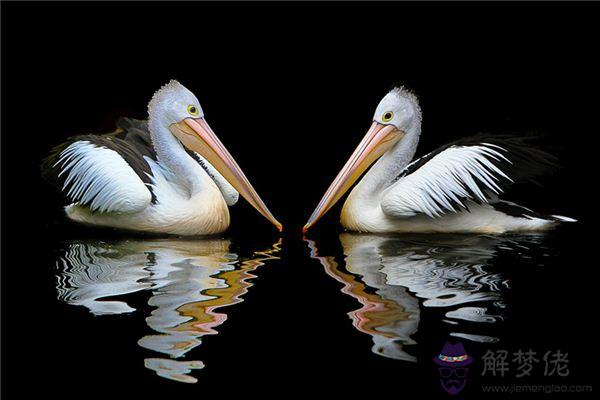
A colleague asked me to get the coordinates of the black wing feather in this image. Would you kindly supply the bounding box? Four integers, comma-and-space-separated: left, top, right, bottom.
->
383, 134, 559, 217
42, 118, 158, 204
393, 134, 558, 207
396, 134, 558, 183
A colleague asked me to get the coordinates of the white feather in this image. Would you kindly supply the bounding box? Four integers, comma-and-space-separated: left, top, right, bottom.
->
56, 141, 152, 213
551, 215, 577, 222
381, 144, 510, 219
65, 155, 230, 236
192, 152, 239, 206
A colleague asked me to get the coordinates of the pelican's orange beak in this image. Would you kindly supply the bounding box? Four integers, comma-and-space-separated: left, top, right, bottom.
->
171, 117, 282, 232
303, 122, 403, 233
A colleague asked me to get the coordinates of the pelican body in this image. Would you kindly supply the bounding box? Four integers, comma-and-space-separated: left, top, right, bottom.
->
305, 87, 574, 234
44, 81, 281, 235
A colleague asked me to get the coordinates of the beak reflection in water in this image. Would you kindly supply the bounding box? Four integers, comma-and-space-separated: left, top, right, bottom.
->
306, 234, 549, 361
55, 238, 281, 383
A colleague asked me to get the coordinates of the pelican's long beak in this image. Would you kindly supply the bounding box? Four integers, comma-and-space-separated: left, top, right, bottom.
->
303, 122, 403, 233
171, 118, 282, 232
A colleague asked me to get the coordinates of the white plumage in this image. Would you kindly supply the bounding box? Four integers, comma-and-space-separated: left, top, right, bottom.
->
63, 142, 232, 236
44, 80, 280, 235
381, 144, 510, 218
306, 87, 574, 234
57, 141, 152, 213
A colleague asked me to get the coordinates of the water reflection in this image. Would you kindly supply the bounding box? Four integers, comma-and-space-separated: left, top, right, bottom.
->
307, 233, 546, 362
55, 238, 280, 383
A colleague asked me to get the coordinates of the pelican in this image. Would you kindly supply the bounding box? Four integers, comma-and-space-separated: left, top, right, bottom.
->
43, 80, 281, 235
304, 87, 575, 234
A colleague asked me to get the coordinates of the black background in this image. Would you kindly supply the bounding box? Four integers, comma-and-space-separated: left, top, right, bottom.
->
2, 1, 599, 398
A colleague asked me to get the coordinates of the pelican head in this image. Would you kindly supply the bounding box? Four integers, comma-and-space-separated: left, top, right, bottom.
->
148, 80, 282, 231
303, 87, 420, 232
373, 87, 421, 133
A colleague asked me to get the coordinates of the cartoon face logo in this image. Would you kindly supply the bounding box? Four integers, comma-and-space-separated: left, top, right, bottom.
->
433, 342, 473, 395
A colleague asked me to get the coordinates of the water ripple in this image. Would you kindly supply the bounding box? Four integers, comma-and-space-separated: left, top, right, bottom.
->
307, 233, 548, 361
55, 238, 281, 383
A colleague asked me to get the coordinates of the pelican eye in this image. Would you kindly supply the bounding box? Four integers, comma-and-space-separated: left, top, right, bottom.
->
187, 105, 199, 116
382, 111, 394, 122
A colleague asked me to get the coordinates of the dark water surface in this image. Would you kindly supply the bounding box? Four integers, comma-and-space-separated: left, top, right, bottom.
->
55, 238, 281, 383
6, 224, 590, 398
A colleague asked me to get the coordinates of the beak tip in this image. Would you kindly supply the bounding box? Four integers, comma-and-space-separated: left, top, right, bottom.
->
302, 225, 309, 234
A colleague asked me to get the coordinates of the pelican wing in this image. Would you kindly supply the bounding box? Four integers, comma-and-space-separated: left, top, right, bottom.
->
43, 118, 239, 212
381, 135, 557, 219
42, 118, 156, 213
